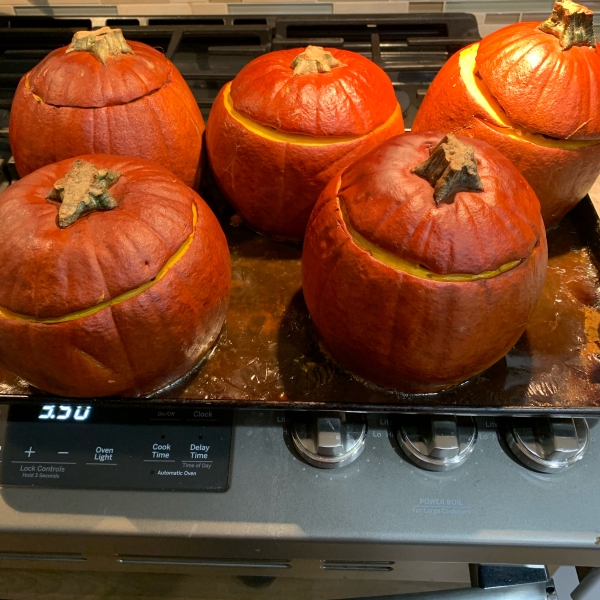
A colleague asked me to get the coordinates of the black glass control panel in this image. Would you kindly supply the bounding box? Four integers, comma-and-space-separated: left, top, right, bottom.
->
0, 404, 233, 491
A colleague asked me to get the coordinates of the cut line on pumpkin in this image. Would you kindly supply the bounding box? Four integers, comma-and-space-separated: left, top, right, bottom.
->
24, 72, 169, 109
337, 198, 525, 282
0, 202, 198, 324
223, 82, 403, 146
460, 43, 600, 150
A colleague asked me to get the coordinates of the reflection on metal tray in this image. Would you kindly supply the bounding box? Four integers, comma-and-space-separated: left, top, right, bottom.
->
2, 168, 600, 415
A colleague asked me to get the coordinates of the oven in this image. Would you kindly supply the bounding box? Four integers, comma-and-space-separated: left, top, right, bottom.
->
0, 13, 599, 600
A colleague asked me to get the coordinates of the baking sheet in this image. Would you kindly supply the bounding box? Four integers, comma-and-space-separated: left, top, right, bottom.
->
2, 168, 600, 414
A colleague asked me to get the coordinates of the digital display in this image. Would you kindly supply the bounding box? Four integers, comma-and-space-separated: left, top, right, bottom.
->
38, 405, 92, 422
1, 406, 233, 491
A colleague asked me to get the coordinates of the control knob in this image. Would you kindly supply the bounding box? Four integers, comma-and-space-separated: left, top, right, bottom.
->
397, 415, 477, 472
505, 417, 589, 473
291, 412, 367, 469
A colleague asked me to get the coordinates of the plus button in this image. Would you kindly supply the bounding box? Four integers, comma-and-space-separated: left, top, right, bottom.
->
25, 447, 35, 457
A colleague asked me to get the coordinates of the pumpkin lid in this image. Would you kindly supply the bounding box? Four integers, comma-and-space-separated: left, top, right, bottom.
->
27, 28, 171, 108
229, 46, 399, 137
0, 154, 198, 319
475, 1, 600, 140
338, 132, 543, 276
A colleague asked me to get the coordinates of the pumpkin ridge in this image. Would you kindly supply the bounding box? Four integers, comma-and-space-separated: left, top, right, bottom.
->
25, 68, 172, 109
85, 218, 112, 310
109, 191, 194, 250
90, 206, 183, 282
104, 301, 138, 390
143, 93, 176, 177
166, 73, 205, 140
338, 198, 527, 281
0, 201, 198, 324
223, 82, 402, 145
462, 44, 600, 148
488, 38, 561, 117
167, 258, 207, 331
335, 78, 371, 134
313, 219, 354, 318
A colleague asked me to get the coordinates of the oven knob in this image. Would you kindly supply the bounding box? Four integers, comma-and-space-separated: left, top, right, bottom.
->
291, 412, 367, 469
397, 415, 477, 472
505, 417, 589, 473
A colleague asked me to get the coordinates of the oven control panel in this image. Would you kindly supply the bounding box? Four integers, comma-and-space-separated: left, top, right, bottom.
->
0, 404, 233, 491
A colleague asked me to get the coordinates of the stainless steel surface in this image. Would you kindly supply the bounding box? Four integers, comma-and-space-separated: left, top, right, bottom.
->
347, 565, 555, 599
506, 418, 590, 473
291, 412, 367, 469
471, 564, 549, 589
571, 568, 600, 600
349, 581, 553, 599
546, 584, 558, 600
0, 411, 599, 572
398, 416, 477, 472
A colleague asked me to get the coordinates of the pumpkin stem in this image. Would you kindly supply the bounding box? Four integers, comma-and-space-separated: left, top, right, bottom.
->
539, 0, 596, 50
65, 27, 134, 65
47, 160, 121, 229
412, 134, 484, 204
290, 46, 345, 76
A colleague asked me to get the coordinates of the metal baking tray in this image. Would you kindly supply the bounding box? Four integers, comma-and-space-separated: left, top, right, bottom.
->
2, 166, 600, 415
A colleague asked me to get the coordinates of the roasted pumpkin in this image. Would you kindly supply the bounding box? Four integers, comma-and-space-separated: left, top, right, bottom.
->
0, 155, 230, 397
206, 45, 405, 242
302, 133, 547, 392
9, 27, 205, 188
412, 0, 600, 227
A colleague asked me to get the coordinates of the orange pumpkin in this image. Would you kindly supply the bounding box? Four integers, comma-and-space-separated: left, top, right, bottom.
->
206, 45, 405, 242
412, 0, 600, 227
0, 155, 230, 397
9, 27, 205, 188
302, 133, 547, 393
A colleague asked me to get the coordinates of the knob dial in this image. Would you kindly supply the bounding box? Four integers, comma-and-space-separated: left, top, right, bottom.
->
505, 417, 589, 473
291, 412, 367, 469
397, 415, 477, 472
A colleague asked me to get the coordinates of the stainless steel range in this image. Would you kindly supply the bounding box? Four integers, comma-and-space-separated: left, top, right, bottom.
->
0, 14, 599, 600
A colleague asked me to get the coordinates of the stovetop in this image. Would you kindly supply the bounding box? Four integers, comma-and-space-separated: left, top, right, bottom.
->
0, 16, 599, 580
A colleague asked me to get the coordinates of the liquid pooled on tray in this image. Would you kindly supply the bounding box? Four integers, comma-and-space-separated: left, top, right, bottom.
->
3, 185, 600, 410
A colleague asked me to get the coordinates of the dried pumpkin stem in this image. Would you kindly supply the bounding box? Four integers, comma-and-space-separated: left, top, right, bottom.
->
66, 26, 134, 65
412, 134, 484, 204
47, 160, 121, 229
539, 0, 596, 50
290, 45, 345, 77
